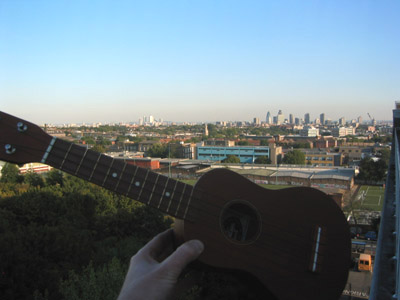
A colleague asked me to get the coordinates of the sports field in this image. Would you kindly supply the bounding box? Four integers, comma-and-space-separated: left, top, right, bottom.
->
356, 185, 385, 211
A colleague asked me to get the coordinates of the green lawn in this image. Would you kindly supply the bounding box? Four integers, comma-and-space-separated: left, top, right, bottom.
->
357, 185, 385, 211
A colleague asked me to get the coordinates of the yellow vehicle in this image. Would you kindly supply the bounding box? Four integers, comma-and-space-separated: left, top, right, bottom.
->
358, 254, 372, 272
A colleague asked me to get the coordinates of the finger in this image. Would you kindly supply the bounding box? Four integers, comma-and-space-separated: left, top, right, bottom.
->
136, 229, 174, 259
161, 239, 204, 279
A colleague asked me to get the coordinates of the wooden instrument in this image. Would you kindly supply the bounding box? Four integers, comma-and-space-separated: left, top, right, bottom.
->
0, 111, 350, 300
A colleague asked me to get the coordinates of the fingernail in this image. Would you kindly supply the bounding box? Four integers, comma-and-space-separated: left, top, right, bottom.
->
189, 240, 204, 254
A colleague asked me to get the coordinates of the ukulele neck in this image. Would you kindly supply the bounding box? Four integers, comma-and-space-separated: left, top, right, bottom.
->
42, 137, 196, 220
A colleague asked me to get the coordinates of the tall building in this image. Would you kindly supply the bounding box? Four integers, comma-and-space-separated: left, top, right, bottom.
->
295, 118, 300, 125
339, 117, 346, 126
320, 113, 325, 125
304, 113, 310, 124
277, 110, 285, 125
357, 116, 362, 124
253, 117, 260, 125
289, 114, 294, 124
266, 111, 272, 124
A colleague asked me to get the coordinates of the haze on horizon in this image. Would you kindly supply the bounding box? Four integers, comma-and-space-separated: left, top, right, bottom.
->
1, 0, 399, 125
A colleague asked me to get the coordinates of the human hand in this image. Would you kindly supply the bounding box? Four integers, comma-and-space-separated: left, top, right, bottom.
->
117, 229, 204, 300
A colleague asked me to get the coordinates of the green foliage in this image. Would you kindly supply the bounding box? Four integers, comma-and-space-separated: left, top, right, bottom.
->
59, 258, 127, 300
237, 140, 250, 146
357, 157, 387, 182
0, 174, 171, 300
378, 148, 390, 166
0, 163, 23, 183
46, 169, 64, 187
222, 155, 241, 163
91, 144, 106, 153
24, 171, 45, 188
254, 156, 271, 164
146, 143, 168, 158
282, 150, 305, 165
291, 142, 311, 149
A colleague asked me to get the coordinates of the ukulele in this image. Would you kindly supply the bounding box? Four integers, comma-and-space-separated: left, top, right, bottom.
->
0, 111, 350, 300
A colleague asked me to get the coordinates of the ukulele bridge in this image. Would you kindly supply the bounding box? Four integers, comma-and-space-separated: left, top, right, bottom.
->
309, 225, 326, 273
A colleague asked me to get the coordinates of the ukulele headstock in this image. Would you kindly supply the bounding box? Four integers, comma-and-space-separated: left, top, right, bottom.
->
0, 111, 52, 165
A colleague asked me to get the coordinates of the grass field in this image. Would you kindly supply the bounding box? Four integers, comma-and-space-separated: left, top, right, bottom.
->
356, 185, 385, 211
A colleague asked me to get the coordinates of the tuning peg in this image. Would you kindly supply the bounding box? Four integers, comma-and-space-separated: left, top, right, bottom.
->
17, 122, 28, 132
5, 144, 16, 155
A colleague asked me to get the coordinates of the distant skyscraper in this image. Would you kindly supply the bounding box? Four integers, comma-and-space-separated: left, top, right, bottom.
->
339, 117, 346, 126
305, 113, 310, 124
253, 117, 260, 125
289, 114, 294, 124
266, 111, 272, 124
295, 118, 300, 125
357, 116, 363, 124
277, 110, 285, 125
320, 113, 325, 125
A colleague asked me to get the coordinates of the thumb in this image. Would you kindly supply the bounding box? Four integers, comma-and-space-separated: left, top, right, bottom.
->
161, 240, 204, 279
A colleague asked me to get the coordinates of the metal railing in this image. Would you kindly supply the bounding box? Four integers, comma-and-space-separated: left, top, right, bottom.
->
369, 107, 400, 299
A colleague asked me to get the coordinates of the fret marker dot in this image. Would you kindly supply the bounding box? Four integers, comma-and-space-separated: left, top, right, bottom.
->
165, 192, 171, 197
135, 181, 140, 187
112, 172, 118, 178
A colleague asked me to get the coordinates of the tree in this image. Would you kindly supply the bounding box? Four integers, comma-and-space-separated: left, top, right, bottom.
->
24, 171, 45, 188
146, 143, 168, 158
222, 155, 240, 163
237, 140, 250, 146
282, 150, 305, 165
91, 144, 106, 153
0, 163, 23, 183
357, 157, 387, 182
46, 169, 64, 187
254, 156, 271, 164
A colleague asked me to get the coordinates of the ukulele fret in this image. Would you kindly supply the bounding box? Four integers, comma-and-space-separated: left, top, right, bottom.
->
127, 167, 148, 200
125, 166, 139, 197
75, 148, 88, 175
158, 177, 170, 209
89, 153, 102, 182
175, 184, 187, 216
183, 187, 195, 220
166, 180, 179, 213
114, 163, 127, 192
59, 143, 73, 170
101, 159, 115, 187
147, 173, 160, 205
137, 169, 150, 200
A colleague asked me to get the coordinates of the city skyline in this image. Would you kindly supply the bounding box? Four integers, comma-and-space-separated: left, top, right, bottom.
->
1, 1, 399, 124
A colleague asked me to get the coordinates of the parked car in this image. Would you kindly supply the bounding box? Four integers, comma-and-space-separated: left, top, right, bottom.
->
365, 231, 377, 241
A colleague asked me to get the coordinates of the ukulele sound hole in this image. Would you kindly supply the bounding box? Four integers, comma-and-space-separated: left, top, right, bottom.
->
220, 201, 261, 244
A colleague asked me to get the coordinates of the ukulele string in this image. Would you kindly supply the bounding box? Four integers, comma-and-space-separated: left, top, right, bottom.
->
0, 131, 347, 245
2, 139, 338, 267
0, 126, 346, 264
0, 129, 347, 244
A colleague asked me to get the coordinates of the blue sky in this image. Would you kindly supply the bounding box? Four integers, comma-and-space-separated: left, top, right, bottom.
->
1, 0, 399, 124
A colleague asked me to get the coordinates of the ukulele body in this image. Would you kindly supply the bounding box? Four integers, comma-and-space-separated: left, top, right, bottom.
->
174, 168, 350, 300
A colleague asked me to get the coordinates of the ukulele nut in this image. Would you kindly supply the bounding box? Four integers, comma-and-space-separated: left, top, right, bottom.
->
17, 122, 28, 132
5, 144, 16, 155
